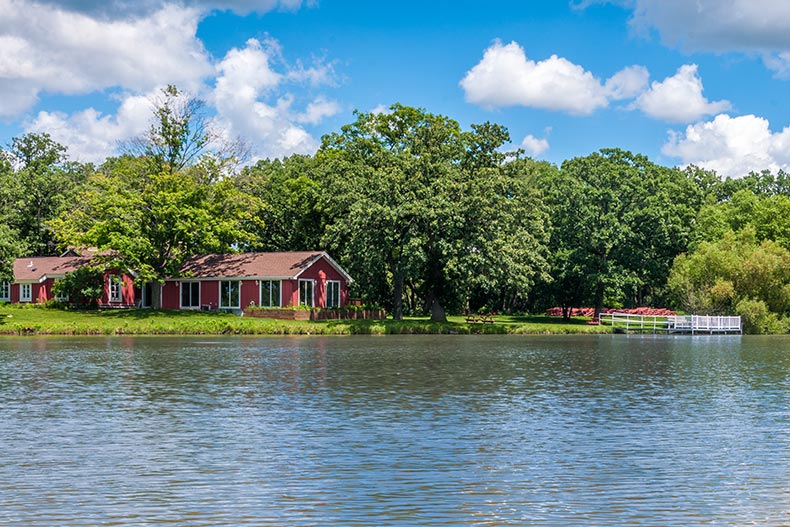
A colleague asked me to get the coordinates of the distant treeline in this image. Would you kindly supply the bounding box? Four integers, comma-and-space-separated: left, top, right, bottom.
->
1, 87, 788, 333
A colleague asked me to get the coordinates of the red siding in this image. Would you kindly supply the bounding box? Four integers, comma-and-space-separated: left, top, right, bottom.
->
162, 281, 180, 310
240, 280, 257, 309
283, 280, 297, 307
200, 281, 219, 310
161, 254, 350, 311
298, 256, 348, 307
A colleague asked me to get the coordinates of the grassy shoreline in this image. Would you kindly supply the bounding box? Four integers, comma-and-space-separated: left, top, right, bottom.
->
0, 305, 611, 336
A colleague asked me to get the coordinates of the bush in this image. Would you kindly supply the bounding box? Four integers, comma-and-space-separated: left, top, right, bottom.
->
735, 298, 783, 334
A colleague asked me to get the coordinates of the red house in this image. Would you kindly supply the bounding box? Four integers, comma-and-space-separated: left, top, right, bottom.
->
6, 254, 135, 306
161, 252, 353, 312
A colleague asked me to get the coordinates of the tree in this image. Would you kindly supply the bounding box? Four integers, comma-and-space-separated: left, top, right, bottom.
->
538, 149, 703, 319
0, 133, 87, 256
51, 267, 105, 308
52, 86, 262, 308
319, 105, 549, 321
230, 155, 325, 252
127, 85, 246, 175
52, 156, 262, 308
668, 228, 790, 333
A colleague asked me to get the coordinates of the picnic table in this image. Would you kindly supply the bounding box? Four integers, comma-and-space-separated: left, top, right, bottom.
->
465, 313, 496, 324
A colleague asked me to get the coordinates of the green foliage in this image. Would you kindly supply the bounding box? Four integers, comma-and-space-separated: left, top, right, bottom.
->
319, 105, 549, 321
537, 148, 703, 318
52, 266, 105, 308
668, 228, 790, 333
52, 158, 263, 285
231, 155, 325, 252
0, 133, 87, 257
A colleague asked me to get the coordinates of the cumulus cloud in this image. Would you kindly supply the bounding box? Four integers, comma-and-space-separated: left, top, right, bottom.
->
212, 38, 340, 160
0, 0, 212, 116
626, 0, 790, 51
22, 0, 311, 19
632, 64, 730, 122
662, 113, 790, 179
24, 93, 153, 162
460, 40, 646, 115
520, 134, 550, 157
584, 0, 790, 76
604, 65, 649, 100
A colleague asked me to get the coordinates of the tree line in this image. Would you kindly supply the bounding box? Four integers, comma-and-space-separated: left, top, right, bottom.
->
1, 87, 788, 332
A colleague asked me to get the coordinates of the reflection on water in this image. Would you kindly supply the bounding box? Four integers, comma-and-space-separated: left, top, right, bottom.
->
1, 335, 790, 526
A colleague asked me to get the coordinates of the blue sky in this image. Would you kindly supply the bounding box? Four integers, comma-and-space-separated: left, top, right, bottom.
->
2, 0, 790, 178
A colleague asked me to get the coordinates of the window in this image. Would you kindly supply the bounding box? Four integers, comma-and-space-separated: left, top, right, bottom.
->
299, 279, 314, 307
0, 281, 9, 302
180, 281, 200, 308
260, 280, 281, 307
220, 280, 240, 309
20, 283, 32, 302
108, 275, 122, 303
326, 280, 341, 308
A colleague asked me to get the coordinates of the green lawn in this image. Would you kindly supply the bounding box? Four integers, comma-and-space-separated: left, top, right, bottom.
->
0, 304, 610, 336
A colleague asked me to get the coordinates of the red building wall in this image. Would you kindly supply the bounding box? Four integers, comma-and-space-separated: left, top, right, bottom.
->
240, 280, 257, 309
162, 281, 180, 310
296, 256, 348, 308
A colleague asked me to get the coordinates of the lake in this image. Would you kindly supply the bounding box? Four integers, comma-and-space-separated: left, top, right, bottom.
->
1, 335, 789, 526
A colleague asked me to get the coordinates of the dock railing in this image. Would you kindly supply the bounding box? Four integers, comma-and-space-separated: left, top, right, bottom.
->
598, 313, 742, 334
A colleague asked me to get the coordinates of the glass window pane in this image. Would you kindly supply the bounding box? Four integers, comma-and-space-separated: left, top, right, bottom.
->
272, 280, 280, 307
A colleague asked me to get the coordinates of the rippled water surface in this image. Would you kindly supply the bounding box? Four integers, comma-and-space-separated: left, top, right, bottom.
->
1, 335, 790, 526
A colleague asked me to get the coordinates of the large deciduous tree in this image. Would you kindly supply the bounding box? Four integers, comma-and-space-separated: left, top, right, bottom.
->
0, 133, 87, 258
319, 104, 549, 321
539, 149, 702, 319
52, 88, 261, 308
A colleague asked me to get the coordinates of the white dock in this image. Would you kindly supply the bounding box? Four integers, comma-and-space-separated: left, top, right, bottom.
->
598, 313, 742, 335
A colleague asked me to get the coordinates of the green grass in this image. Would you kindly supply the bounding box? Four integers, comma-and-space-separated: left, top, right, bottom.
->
0, 304, 611, 336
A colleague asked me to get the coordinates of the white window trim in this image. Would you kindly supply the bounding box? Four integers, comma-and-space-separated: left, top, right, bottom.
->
0, 281, 9, 302
326, 280, 341, 308
108, 275, 122, 303
219, 280, 241, 309
259, 279, 282, 308
20, 283, 32, 302
180, 281, 201, 309
299, 279, 314, 307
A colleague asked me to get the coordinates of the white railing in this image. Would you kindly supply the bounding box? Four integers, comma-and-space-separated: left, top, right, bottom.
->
667, 315, 742, 333
598, 313, 742, 334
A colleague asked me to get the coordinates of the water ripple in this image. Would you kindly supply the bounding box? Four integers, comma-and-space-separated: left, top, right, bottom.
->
1, 335, 789, 525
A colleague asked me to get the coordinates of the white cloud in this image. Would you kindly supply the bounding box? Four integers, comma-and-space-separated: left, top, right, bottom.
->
627, 0, 790, 51
0, 0, 212, 116
586, 0, 790, 76
662, 113, 790, 179
24, 93, 155, 163
632, 64, 730, 123
25, 0, 311, 18
296, 97, 342, 125
460, 40, 646, 115
604, 65, 649, 100
212, 38, 340, 160
520, 134, 550, 157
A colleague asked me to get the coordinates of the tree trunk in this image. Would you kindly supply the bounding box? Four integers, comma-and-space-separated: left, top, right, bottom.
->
593, 279, 605, 320
391, 266, 404, 320
427, 290, 447, 323
151, 281, 163, 310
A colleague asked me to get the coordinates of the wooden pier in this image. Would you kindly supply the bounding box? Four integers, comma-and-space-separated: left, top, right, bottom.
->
598, 312, 742, 335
